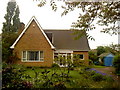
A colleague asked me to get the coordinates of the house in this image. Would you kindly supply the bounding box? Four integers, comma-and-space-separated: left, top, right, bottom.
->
99, 53, 114, 66
10, 16, 90, 67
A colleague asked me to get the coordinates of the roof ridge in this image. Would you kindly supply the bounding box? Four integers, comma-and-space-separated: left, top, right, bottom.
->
44, 29, 81, 31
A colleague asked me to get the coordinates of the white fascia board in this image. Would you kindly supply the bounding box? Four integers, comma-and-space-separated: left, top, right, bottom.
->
10, 16, 55, 49
33, 16, 55, 49
10, 22, 29, 49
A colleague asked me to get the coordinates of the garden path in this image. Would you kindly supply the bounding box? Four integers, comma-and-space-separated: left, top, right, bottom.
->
94, 67, 120, 87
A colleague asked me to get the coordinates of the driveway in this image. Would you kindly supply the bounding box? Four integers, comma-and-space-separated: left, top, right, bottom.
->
94, 67, 120, 87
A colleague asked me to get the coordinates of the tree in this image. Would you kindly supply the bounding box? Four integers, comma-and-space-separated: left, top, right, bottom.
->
88, 50, 98, 63
35, 1, 120, 39
2, 0, 20, 33
113, 55, 120, 74
2, 0, 20, 63
12, 5, 20, 32
96, 46, 105, 56
2, 33, 19, 63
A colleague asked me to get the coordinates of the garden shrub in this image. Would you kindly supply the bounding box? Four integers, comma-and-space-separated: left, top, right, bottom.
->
52, 63, 60, 68
79, 70, 84, 74
6, 53, 20, 64
113, 55, 120, 75
26, 66, 33, 69
92, 73, 105, 82
89, 59, 94, 65
2, 63, 33, 89
53, 82, 66, 89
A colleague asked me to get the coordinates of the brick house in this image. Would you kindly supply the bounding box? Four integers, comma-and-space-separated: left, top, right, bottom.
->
10, 16, 90, 67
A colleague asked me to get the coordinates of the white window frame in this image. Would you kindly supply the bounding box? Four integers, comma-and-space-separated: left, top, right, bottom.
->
54, 53, 73, 67
22, 51, 44, 62
39, 51, 44, 61
22, 51, 27, 61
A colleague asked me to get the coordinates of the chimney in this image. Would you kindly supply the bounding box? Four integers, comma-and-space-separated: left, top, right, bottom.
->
18, 22, 25, 35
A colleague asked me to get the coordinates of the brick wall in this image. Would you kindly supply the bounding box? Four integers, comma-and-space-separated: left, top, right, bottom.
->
14, 20, 54, 67
73, 51, 89, 65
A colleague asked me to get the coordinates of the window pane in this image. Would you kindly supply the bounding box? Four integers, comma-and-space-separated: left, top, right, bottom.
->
24, 51, 44, 61
35, 51, 39, 60
27, 51, 29, 60
78, 54, 84, 59
22, 51, 26, 61
23, 58, 26, 61
23, 51, 26, 58
67, 53, 71, 59
73, 54, 84, 60
54, 56, 58, 59
40, 51, 43, 58
29, 51, 35, 60
54, 53, 58, 56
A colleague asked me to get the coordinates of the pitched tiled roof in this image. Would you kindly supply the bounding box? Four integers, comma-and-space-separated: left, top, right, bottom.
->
44, 30, 90, 51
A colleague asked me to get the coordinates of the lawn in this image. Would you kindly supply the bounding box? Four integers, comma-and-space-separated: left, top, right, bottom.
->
22, 66, 117, 88
91, 65, 106, 68
2, 64, 119, 88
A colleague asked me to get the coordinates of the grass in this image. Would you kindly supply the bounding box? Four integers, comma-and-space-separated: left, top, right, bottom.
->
21, 66, 118, 88
3, 64, 119, 88
91, 65, 106, 68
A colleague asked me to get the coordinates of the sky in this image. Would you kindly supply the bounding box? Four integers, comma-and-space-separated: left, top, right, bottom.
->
0, 0, 119, 49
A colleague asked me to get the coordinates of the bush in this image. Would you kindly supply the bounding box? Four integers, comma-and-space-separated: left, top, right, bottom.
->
52, 63, 60, 68
113, 55, 120, 74
53, 82, 66, 89
92, 73, 105, 82
2, 63, 33, 89
89, 59, 94, 65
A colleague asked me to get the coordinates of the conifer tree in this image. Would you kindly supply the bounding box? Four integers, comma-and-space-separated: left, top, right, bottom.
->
2, 0, 20, 33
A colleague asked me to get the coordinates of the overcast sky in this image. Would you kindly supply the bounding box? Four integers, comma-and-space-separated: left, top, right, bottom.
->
0, 0, 119, 49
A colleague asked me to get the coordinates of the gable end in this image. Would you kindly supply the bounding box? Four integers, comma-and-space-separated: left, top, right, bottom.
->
10, 16, 55, 49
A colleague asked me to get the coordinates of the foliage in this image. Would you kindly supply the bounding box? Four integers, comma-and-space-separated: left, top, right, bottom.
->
2, 1, 20, 63
2, 63, 33, 89
37, 0, 57, 11
89, 50, 98, 63
29, 67, 70, 88
97, 46, 106, 56
73, 54, 85, 67
62, 2, 120, 35
92, 73, 105, 82
82, 68, 114, 83
54, 54, 86, 68
52, 63, 60, 68
35, 1, 120, 39
2, 33, 19, 63
54, 54, 73, 67
2, 0, 20, 33
89, 44, 119, 65
3, 63, 118, 88
113, 55, 120, 74
104, 45, 119, 55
